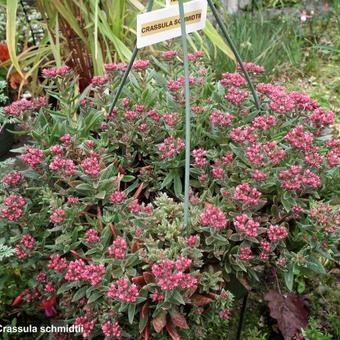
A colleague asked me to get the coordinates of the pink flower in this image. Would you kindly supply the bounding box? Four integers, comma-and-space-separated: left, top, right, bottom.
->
234, 183, 261, 206
277, 256, 287, 266
60, 134, 72, 145
200, 206, 227, 229
85, 229, 100, 243
186, 235, 199, 247
107, 278, 139, 303
50, 208, 65, 224
192, 148, 207, 168
4, 98, 45, 117
239, 247, 253, 261
210, 111, 234, 127
102, 320, 121, 338
67, 196, 79, 204
308, 108, 335, 128
167, 79, 182, 92
163, 112, 178, 126
230, 127, 257, 144
234, 214, 259, 237
108, 237, 127, 259
267, 225, 288, 241
270, 95, 295, 113
0, 195, 26, 221
225, 87, 248, 106
21, 147, 44, 168
49, 145, 63, 155
44, 281, 55, 293
158, 137, 185, 159
104, 63, 127, 72
161, 50, 177, 59
49, 157, 76, 177
222, 152, 234, 165
48, 255, 68, 272
42, 66, 70, 78
260, 240, 271, 252
285, 125, 314, 151
81, 157, 101, 177
152, 291, 165, 302
129, 199, 141, 214
252, 169, 267, 181
125, 110, 137, 121
74, 316, 96, 338
219, 309, 231, 320
91, 75, 109, 86
147, 110, 160, 122
20, 234, 36, 250
2, 171, 22, 186
110, 191, 126, 204
132, 59, 150, 70
252, 115, 276, 130
221, 73, 246, 87
239, 62, 264, 74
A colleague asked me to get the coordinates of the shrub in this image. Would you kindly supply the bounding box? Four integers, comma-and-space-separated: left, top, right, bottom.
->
0, 52, 338, 339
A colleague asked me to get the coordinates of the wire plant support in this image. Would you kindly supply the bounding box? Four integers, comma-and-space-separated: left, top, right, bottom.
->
109, 0, 260, 225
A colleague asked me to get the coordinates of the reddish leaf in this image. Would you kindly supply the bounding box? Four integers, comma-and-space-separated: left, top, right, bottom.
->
143, 322, 150, 340
131, 239, 140, 253
152, 311, 167, 333
170, 309, 189, 329
143, 271, 155, 283
166, 320, 181, 340
110, 223, 117, 238
96, 206, 103, 231
190, 294, 213, 306
132, 276, 146, 285
141, 301, 150, 318
11, 294, 23, 306
264, 290, 308, 340
134, 183, 144, 199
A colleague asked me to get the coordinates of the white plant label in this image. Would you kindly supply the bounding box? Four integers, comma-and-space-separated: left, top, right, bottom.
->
137, 0, 207, 48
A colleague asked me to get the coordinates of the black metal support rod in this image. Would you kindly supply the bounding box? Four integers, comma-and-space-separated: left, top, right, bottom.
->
207, 0, 260, 110
108, 0, 154, 114
236, 293, 248, 340
20, 0, 37, 46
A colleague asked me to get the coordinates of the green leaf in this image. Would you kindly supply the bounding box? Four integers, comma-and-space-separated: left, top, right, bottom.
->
71, 286, 87, 302
203, 20, 235, 62
6, 0, 23, 77
128, 303, 136, 324
284, 263, 294, 291
305, 256, 326, 274
87, 291, 102, 304
174, 172, 182, 197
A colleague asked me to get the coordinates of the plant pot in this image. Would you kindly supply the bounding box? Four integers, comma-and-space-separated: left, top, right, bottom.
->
0, 124, 14, 157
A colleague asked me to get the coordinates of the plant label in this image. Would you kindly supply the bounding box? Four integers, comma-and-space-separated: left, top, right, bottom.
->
137, 0, 207, 48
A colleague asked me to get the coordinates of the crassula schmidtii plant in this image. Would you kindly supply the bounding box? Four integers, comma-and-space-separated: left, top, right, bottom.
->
0, 50, 339, 339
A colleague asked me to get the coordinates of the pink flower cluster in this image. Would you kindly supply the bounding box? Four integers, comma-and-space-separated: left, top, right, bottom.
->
200, 206, 227, 229
16, 234, 36, 259
252, 115, 276, 130
192, 148, 207, 168
267, 225, 288, 241
132, 59, 150, 70
48, 255, 68, 272
50, 208, 65, 224
308, 108, 335, 128
81, 157, 101, 177
230, 127, 257, 144
186, 235, 199, 247
2, 171, 22, 186
65, 259, 105, 286
4, 97, 47, 116
210, 110, 234, 127
21, 147, 44, 168
151, 257, 197, 291
42, 66, 70, 78
161, 50, 177, 59
188, 50, 204, 61
234, 183, 261, 206
49, 156, 76, 176
104, 63, 127, 72
239, 62, 264, 74
285, 125, 314, 151
85, 229, 99, 243
252, 169, 268, 181
279, 165, 320, 190
108, 237, 127, 259
110, 191, 126, 204
125, 110, 137, 121
107, 278, 139, 303
239, 247, 253, 261
225, 87, 248, 106
234, 214, 259, 237
102, 320, 121, 338
74, 316, 96, 338
0, 195, 26, 221
163, 112, 178, 126
91, 75, 109, 86
158, 137, 185, 159
221, 73, 246, 87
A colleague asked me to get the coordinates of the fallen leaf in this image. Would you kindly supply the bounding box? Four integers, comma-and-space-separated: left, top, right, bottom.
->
264, 290, 308, 340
